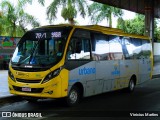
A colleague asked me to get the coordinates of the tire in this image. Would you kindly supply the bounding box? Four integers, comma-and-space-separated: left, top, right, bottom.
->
65, 86, 80, 107
127, 78, 135, 92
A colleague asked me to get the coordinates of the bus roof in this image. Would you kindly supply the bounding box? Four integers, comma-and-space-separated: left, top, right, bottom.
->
37, 24, 150, 40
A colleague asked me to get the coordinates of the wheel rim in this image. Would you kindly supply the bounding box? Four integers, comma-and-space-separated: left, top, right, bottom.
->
69, 90, 78, 104
130, 80, 134, 91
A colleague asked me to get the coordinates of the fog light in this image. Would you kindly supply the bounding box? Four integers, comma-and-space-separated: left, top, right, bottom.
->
46, 91, 53, 95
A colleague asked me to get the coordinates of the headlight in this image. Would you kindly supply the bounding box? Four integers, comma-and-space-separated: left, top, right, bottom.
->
42, 68, 61, 84
8, 69, 16, 82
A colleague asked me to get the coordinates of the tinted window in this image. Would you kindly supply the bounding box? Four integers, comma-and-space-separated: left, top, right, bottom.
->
109, 35, 124, 60
131, 38, 142, 59
11, 27, 72, 66
92, 33, 109, 60
67, 29, 91, 60
142, 40, 151, 58
122, 37, 134, 59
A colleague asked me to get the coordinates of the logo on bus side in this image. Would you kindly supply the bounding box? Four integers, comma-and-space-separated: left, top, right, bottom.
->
111, 64, 120, 75
79, 67, 96, 75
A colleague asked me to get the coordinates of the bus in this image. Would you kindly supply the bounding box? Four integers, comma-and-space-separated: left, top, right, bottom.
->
8, 24, 153, 106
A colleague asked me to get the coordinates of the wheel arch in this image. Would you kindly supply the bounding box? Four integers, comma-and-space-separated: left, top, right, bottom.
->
71, 82, 84, 98
131, 74, 137, 85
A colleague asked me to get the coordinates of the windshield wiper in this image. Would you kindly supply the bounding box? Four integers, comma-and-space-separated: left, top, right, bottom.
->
28, 38, 41, 65
15, 55, 31, 66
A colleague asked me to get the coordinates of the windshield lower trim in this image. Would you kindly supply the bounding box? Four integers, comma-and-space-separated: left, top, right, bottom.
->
11, 64, 51, 72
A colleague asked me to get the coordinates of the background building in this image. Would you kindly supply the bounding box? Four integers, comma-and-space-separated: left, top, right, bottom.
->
0, 36, 20, 69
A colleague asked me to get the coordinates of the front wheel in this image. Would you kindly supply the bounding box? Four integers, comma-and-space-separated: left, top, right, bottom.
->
65, 86, 80, 107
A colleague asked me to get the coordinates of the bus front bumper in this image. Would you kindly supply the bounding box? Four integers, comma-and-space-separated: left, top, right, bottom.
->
8, 77, 67, 99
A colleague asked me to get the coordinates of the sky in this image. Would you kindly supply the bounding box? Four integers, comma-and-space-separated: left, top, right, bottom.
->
0, 0, 136, 30
24, 0, 136, 28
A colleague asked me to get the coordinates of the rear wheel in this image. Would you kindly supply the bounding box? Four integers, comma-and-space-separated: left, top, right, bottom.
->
127, 78, 135, 92
65, 86, 80, 107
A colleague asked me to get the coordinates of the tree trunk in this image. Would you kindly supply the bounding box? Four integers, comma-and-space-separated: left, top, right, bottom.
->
12, 22, 16, 37
109, 13, 112, 28
68, 18, 75, 25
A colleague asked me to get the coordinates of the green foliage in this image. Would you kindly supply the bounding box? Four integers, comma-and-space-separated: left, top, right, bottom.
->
117, 14, 160, 41
0, 11, 3, 35
154, 27, 160, 41
46, 0, 61, 23
154, 19, 160, 41
61, 5, 77, 20
89, 2, 123, 27
46, 0, 89, 24
117, 14, 145, 35
38, 0, 45, 6
0, 0, 40, 37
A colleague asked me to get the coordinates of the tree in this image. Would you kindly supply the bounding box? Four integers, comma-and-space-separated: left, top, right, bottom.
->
117, 14, 160, 41
0, 0, 40, 37
0, 11, 3, 35
153, 20, 160, 41
117, 14, 145, 35
38, 0, 89, 25
17, 0, 45, 7
89, 2, 123, 27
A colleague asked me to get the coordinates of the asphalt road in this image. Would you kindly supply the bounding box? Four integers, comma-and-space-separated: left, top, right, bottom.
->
0, 78, 160, 120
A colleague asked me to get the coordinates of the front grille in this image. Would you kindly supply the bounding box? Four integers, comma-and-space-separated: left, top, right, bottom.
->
16, 78, 42, 83
13, 86, 44, 93
12, 67, 49, 72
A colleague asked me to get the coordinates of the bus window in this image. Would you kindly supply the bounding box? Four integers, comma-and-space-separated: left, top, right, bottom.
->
122, 37, 133, 59
20, 40, 37, 56
50, 40, 63, 56
67, 30, 91, 60
131, 38, 142, 59
91, 33, 109, 60
109, 35, 124, 60
49, 39, 54, 55
142, 40, 151, 58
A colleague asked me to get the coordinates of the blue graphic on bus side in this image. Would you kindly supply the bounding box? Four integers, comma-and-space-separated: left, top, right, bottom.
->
111, 65, 120, 75
111, 70, 120, 75
79, 67, 96, 75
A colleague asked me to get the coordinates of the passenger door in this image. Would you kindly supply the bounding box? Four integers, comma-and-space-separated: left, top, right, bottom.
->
120, 37, 139, 88
108, 35, 122, 90
65, 29, 96, 97
139, 40, 152, 83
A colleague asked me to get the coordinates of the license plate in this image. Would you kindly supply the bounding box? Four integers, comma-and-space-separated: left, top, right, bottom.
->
22, 87, 31, 92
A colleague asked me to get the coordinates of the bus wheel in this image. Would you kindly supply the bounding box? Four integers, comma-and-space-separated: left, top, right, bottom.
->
65, 86, 80, 107
127, 78, 135, 92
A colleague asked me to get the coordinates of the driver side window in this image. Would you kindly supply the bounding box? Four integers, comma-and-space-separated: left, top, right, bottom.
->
67, 29, 91, 60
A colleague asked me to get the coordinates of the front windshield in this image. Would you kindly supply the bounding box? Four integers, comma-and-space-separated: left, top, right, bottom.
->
11, 26, 72, 67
